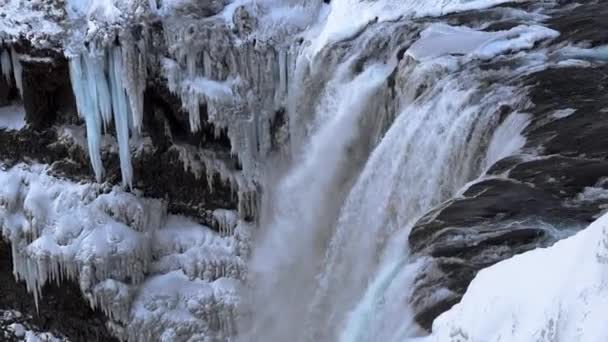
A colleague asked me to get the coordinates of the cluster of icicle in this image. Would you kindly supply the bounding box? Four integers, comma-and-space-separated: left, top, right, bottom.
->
68, 42, 147, 189
0, 164, 250, 341
0, 47, 23, 98
161, 14, 299, 179
169, 144, 259, 220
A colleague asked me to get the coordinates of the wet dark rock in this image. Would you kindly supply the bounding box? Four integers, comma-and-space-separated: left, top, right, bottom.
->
410, 63, 608, 331
547, 1, 608, 46
0, 240, 118, 342
21, 56, 77, 129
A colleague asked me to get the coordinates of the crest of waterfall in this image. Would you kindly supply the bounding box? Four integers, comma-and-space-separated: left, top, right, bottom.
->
68, 45, 146, 188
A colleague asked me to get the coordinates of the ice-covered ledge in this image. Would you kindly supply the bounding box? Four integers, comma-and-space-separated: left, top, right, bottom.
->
0, 163, 251, 340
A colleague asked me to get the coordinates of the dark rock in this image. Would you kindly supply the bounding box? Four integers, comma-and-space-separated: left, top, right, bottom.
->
21, 56, 77, 130
547, 1, 608, 46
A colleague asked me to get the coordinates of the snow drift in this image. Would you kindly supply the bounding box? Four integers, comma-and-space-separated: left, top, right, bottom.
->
427, 212, 608, 342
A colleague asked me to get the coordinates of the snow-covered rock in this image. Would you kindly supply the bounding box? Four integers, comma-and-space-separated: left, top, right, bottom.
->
0, 163, 250, 340
427, 211, 608, 342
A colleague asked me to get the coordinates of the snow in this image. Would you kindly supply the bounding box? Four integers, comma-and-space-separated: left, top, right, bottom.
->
0, 163, 164, 310
309, 0, 527, 56
0, 0, 64, 47
426, 212, 608, 342
559, 45, 608, 63
407, 23, 559, 61
0, 163, 250, 340
0, 104, 26, 131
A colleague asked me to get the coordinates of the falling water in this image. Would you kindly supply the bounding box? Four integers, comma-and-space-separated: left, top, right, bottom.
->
241, 1, 556, 341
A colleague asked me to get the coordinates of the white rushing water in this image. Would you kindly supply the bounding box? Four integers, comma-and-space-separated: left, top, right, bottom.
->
241, 1, 560, 341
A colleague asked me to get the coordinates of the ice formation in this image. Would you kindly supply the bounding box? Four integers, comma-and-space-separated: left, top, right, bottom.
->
68, 45, 146, 188
0, 164, 249, 340
160, 5, 302, 181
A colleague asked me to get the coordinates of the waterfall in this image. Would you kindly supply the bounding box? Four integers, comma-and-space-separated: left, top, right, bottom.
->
242, 56, 396, 341
241, 2, 557, 340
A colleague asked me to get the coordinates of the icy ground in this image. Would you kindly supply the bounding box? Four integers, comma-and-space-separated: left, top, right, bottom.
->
0, 163, 251, 341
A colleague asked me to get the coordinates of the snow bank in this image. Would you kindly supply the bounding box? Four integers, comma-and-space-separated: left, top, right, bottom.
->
427, 212, 608, 342
407, 23, 559, 61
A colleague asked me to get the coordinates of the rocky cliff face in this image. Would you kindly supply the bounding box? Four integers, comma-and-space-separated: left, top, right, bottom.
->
1, 0, 607, 341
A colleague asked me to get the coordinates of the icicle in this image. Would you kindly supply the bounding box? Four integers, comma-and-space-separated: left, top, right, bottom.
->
122, 42, 147, 133
69, 56, 105, 182
10, 48, 23, 97
83, 53, 113, 130
1, 49, 12, 83
109, 46, 134, 189
68, 47, 142, 187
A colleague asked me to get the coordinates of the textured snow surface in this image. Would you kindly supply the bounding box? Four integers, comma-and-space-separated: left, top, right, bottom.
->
0, 164, 250, 341
0, 0, 64, 46
425, 212, 608, 342
407, 23, 559, 61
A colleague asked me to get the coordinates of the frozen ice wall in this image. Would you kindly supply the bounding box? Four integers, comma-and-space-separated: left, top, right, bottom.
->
0, 163, 250, 340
